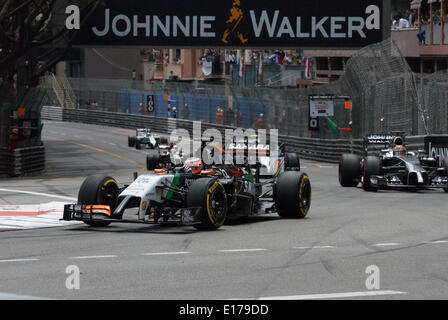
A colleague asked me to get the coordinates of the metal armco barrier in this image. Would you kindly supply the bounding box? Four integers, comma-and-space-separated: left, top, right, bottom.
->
41, 106, 427, 164
0, 148, 13, 174
41, 105, 63, 121
63, 108, 169, 133
0, 146, 45, 176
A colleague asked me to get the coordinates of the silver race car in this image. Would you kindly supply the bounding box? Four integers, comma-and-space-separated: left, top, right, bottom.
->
339, 133, 448, 192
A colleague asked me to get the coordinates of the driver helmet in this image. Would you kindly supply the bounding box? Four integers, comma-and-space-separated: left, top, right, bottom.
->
392, 145, 407, 156
391, 137, 407, 155
183, 158, 204, 174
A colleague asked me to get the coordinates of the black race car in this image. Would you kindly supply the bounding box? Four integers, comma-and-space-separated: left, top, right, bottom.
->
62, 156, 312, 230
64, 136, 310, 229
145, 136, 301, 178
339, 133, 448, 192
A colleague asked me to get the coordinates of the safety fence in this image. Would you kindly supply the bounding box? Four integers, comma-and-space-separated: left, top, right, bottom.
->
41, 106, 427, 164
0, 146, 45, 177
421, 70, 448, 135
39, 39, 431, 141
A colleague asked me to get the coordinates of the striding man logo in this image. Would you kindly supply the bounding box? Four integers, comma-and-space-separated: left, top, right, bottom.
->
222, 0, 248, 44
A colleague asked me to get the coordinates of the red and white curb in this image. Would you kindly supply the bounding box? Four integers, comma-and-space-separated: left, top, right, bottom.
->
0, 202, 81, 230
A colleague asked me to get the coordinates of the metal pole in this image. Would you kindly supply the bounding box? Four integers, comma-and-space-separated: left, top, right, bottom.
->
442, 0, 445, 45
430, 2, 434, 45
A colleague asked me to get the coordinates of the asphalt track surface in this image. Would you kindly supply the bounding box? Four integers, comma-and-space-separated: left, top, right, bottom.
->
0, 121, 447, 300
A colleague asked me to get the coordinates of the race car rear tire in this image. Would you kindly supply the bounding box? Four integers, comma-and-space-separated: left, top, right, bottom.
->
146, 151, 160, 171
363, 156, 382, 192
78, 175, 119, 227
274, 171, 311, 219
128, 136, 136, 147
285, 153, 301, 171
186, 178, 227, 230
339, 154, 362, 187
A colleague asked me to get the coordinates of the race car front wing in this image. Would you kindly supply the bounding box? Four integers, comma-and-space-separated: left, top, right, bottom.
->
369, 175, 448, 189
62, 204, 203, 226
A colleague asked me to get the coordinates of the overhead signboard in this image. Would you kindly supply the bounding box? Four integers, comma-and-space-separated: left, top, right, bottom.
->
67, 0, 386, 48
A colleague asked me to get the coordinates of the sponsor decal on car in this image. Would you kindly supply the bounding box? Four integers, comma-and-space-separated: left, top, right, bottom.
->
365, 134, 396, 144
227, 144, 270, 151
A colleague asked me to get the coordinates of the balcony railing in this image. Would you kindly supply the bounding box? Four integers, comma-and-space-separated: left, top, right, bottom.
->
416, 0, 448, 55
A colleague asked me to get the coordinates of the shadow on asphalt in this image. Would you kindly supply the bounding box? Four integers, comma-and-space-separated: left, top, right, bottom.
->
352, 186, 446, 194
224, 215, 282, 225
64, 215, 286, 235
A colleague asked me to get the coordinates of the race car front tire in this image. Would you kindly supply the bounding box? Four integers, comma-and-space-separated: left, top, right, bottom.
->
363, 156, 382, 192
135, 140, 142, 150
186, 178, 228, 230
274, 171, 311, 219
78, 174, 119, 227
146, 151, 160, 171
285, 153, 301, 171
339, 154, 362, 187
128, 136, 136, 147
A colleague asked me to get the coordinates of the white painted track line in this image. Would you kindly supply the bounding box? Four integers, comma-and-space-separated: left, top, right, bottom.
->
0, 292, 49, 300
69, 255, 117, 260
293, 246, 336, 250
0, 258, 40, 263
0, 189, 76, 201
219, 249, 268, 253
422, 240, 448, 244
372, 243, 401, 247
0, 202, 81, 230
255, 290, 407, 300
0, 225, 23, 229
141, 252, 192, 256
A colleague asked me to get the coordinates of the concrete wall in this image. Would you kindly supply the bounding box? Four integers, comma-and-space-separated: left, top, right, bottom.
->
181, 49, 203, 80
391, 28, 420, 58
82, 48, 142, 80
302, 49, 357, 58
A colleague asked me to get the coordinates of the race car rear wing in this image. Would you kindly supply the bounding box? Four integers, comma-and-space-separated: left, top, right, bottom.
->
363, 134, 397, 155
364, 134, 396, 145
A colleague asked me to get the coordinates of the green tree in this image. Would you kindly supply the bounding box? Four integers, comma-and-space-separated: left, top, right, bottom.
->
0, 0, 101, 147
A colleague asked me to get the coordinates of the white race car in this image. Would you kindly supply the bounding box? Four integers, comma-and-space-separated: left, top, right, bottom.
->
128, 128, 168, 150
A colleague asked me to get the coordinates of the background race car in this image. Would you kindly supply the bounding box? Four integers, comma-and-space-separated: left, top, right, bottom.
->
145, 136, 301, 178
226, 134, 301, 177
128, 128, 168, 150
339, 133, 448, 192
